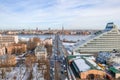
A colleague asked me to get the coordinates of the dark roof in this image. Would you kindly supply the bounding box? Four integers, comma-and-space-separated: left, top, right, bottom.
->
109, 67, 120, 73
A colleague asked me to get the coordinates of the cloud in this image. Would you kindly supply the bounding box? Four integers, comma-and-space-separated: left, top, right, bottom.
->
0, 0, 120, 29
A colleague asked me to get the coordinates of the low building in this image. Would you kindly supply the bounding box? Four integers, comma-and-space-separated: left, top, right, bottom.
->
93, 51, 120, 79
96, 52, 112, 64
67, 55, 113, 80
0, 54, 16, 67
109, 67, 120, 79
6, 43, 27, 55
43, 38, 52, 45
0, 47, 6, 56
96, 51, 120, 66
35, 45, 47, 60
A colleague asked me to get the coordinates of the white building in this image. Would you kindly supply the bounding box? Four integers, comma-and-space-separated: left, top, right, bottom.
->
35, 46, 47, 60
43, 38, 52, 45
0, 35, 18, 47
73, 22, 120, 54
0, 47, 6, 56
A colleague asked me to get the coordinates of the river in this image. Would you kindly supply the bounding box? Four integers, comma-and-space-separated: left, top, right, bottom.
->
18, 34, 90, 42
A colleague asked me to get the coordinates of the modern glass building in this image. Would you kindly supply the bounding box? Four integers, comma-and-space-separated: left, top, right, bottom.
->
73, 22, 120, 54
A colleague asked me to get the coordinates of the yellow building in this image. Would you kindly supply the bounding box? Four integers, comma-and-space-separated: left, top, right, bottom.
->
6, 43, 27, 55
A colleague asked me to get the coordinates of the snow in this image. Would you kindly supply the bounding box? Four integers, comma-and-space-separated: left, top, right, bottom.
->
67, 50, 72, 55
32, 63, 45, 80
19, 37, 29, 41
4, 63, 45, 80
74, 59, 90, 72
62, 42, 75, 52
86, 59, 97, 66
84, 56, 102, 70
4, 65, 28, 80
22, 71, 30, 80
62, 42, 75, 46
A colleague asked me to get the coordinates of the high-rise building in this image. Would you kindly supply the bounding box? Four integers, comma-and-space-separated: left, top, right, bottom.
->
73, 22, 120, 54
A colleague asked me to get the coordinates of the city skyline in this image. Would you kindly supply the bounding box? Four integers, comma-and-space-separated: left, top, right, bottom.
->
0, 0, 120, 30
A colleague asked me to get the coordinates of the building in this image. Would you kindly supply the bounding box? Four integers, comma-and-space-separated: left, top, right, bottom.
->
43, 38, 52, 45
94, 51, 120, 79
73, 22, 120, 54
35, 45, 47, 60
0, 54, 16, 67
0, 35, 18, 47
6, 43, 27, 55
0, 47, 6, 56
96, 51, 120, 66
109, 67, 120, 79
67, 55, 113, 80
96, 52, 112, 64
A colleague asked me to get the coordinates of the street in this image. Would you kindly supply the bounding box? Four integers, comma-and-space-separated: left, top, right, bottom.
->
50, 34, 68, 80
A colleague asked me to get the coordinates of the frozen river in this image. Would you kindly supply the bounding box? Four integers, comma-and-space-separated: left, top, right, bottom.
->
18, 34, 90, 42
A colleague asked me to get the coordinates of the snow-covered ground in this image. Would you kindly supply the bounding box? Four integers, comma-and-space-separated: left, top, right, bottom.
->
62, 42, 75, 54
32, 63, 45, 80
5, 65, 26, 80
1, 63, 46, 80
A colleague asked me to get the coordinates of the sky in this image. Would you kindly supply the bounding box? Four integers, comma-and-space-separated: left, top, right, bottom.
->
0, 0, 120, 30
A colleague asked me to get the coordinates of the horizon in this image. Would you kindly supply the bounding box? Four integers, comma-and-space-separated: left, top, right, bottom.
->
0, 0, 120, 30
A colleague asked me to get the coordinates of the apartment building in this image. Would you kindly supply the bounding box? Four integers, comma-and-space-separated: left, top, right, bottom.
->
0, 35, 18, 47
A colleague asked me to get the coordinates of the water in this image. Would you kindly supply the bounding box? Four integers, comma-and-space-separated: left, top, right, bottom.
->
18, 34, 90, 42
60, 35, 90, 42
18, 34, 55, 40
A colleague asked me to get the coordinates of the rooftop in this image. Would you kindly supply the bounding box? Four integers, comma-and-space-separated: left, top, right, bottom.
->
35, 45, 46, 52
109, 67, 120, 73
73, 58, 90, 72
68, 55, 101, 72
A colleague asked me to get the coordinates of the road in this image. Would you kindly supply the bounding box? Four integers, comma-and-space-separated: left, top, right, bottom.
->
50, 34, 68, 80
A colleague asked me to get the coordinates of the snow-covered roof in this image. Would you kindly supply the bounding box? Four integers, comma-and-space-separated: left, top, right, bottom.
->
73, 59, 90, 72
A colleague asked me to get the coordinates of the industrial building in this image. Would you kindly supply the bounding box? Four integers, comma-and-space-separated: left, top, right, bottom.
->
67, 55, 113, 80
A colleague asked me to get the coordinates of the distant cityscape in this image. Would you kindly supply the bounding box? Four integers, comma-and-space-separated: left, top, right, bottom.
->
0, 28, 100, 35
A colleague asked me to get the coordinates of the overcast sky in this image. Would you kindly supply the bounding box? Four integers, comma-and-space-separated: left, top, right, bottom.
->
0, 0, 120, 30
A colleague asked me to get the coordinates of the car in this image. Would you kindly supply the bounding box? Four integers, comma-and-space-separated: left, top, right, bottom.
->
61, 71, 64, 74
